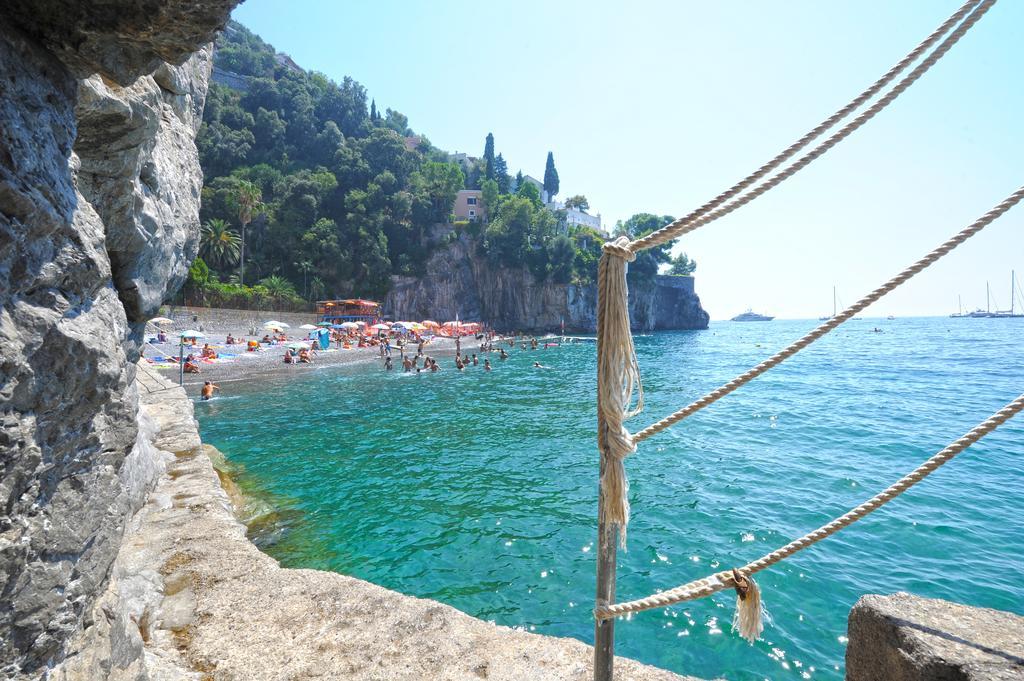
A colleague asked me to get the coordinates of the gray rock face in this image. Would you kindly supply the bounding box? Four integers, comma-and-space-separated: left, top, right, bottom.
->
846, 592, 1024, 681
2, 0, 236, 85
386, 236, 710, 332
0, 2, 233, 675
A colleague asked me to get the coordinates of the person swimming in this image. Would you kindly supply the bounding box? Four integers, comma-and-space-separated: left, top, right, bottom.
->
200, 381, 219, 400
533, 361, 545, 368
484, 359, 491, 371
472, 354, 478, 366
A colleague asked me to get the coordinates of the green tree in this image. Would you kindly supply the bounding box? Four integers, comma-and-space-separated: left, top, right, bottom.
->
235, 179, 263, 284
547, 234, 576, 284
259, 275, 299, 305
483, 132, 495, 181
309, 275, 326, 301
384, 108, 410, 135
668, 252, 697, 275
480, 179, 500, 220
615, 213, 674, 285
543, 151, 559, 202
295, 259, 314, 298
516, 180, 542, 208
411, 161, 465, 222
199, 218, 242, 269
494, 153, 510, 194
514, 170, 524, 192
564, 194, 589, 211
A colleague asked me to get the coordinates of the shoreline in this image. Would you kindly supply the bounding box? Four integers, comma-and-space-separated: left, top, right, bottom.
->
147, 334, 472, 389
86, 363, 696, 680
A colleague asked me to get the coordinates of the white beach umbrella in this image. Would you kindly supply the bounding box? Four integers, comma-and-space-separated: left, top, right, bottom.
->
179, 330, 204, 338
339, 321, 360, 329
299, 324, 317, 330
149, 316, 174, 326
370, 323, 391, 330
263, 320, 290, 329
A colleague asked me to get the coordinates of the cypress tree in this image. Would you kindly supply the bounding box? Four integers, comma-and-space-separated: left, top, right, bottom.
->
483, 132, 495, 180
543, 151, 559, 202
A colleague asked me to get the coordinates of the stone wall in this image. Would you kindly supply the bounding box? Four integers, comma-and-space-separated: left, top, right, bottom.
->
386, 236, 710, 332
0, 1, 235, 675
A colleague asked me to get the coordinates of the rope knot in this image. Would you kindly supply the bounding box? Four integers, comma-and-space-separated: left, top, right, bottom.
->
731, 569, 750, 600
602, 237, 636, 262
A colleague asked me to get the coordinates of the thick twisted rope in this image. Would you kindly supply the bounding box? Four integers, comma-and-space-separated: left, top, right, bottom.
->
596, 237, 643, 546
627, 0, 994, 254
633, 184, 1024, 444
595, 392, 1024, 620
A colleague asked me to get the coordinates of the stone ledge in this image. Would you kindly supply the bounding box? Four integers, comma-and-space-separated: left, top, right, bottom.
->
846, 592, 1024, 681
57, 365, 703, 680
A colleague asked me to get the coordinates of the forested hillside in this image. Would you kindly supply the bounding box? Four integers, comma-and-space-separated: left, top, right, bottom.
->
190, 22, 687, 309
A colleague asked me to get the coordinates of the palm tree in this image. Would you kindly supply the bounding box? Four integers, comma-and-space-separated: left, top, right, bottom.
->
235, 180, 263, 285
309, 276, 326, 302
259, 275, 298, 307
294, 260, 314, 299
199, 218, 242, 269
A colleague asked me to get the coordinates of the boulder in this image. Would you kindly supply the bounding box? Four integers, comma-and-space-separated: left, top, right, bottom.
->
846, 592, 1024, 680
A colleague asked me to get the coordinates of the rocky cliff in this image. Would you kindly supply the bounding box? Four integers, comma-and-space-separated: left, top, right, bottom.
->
0, 1, 234, 676
386, 236, 710, 332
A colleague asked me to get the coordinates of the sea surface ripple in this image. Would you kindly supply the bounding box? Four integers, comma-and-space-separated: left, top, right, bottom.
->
196, 317, 1024, 680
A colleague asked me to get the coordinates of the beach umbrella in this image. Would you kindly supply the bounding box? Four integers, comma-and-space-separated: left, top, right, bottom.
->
263, 320, 290, 329
316, 321, 332, 327
370, 323, 391, 330
407, 322, 427, 331
354, 320, 367, 327
149, 316, 174, 326
287, 342, 308, 350
339, 321, 360, 329
179, 330, 204, 338
299, 324, 317, 330
421, 320, 440, 328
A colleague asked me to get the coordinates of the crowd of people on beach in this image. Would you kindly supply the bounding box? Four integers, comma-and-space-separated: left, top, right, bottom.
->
147, 315, 560, 400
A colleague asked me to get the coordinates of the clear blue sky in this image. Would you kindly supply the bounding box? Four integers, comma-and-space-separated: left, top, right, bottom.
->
231, 1, 1023, 319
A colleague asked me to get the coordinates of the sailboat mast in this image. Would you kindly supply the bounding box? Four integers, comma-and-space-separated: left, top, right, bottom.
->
1012, 271, 1016, 315
833, 286, 837, 317
986, 282, 990, 314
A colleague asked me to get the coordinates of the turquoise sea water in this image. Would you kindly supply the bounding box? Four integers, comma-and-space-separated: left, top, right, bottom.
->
196, 318, 1024, 680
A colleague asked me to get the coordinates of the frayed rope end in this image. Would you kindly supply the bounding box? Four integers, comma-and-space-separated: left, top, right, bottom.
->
731, 569, 765, 644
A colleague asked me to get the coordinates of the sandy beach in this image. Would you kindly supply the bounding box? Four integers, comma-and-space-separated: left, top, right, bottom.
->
144, 332, 465, 389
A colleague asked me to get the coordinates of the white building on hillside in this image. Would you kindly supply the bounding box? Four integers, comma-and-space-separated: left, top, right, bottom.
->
547, 200, 603, 233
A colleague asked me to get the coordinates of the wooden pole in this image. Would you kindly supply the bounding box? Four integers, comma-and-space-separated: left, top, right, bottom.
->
594, 250, 616, 681
594, 436, 618, 681
178, 336, 184, 386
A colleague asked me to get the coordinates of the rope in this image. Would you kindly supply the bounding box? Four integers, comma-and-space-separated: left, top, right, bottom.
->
633, 184, 1024, 444
627, 0, 994, 254
596, 236, 643, 546
596, 392, 1024, 620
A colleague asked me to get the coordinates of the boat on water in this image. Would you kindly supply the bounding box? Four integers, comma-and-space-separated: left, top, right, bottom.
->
731, 310, 774, 322
954, 273, 1024, 318
819, 286, 838, 321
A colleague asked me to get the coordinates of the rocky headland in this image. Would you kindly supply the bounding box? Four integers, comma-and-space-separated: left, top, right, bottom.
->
386, 236, 710, 332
